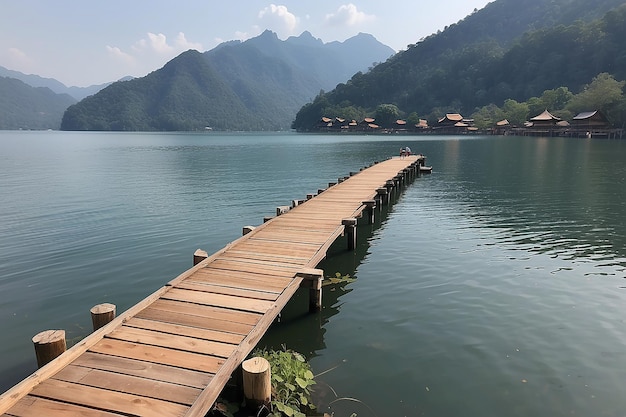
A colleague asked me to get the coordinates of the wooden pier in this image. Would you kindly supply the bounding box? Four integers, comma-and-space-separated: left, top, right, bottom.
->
0, 155, 426, 417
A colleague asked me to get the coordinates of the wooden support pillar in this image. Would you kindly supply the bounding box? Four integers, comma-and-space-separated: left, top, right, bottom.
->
385, 180, 395, 199
90, 303, 116, 331
297, 268, 324, 312
32, 330, 66, 368
328, 181, 337, 188
263, 216, 274, 223
276, 206, 290, 216
242, 226, 255, 236
193, 248, 208, 265
342, 218, 358, 250
306, 193, 315, 200
291, 199, 299, 208
242, 357, 271, 410
362, 200, 376, 224
377, 187, 389, 206
317, 188, 325, 195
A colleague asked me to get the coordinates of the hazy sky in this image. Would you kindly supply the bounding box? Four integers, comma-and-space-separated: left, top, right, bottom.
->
0, 1, 492, 87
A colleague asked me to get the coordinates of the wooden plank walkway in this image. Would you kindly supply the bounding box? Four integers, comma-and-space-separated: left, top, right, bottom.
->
0, 155, 423, 417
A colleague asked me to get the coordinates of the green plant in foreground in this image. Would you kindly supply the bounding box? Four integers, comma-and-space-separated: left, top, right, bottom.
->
252, 348, 316, 417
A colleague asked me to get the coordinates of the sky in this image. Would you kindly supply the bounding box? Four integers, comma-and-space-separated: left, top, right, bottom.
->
0, 1, 492, 87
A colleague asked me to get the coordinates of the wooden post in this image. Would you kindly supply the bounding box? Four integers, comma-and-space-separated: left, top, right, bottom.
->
297, 268, 324, 312
377, 187, 389, 206
362, 200, 376, 224
342, 218, 358, 250
90, 303, 116, 331
263, 216, 274, 223
242, 226, 255, 236
32, 330, 66, 368
328, 181, 336, 188
291, 199, 299, 208
306, 193, 315, 200
242, 357, 271, 410
276, 206, 290, 216
193, 248, 208, 265
386, 179, 395, 200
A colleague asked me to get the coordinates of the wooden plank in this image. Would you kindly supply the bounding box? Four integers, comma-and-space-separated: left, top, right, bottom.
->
219, 250, 311, 265
52, 365, 201, 406
29, 379, 188, 417
4, 395, 125, 417
193, 267, 293, 287
146, 298, 262, 326
136, 306, 255, 336
175, 281, 279, 301
72, 352, 212, 389
162, 287, 275, 314
89, 338, 224, 374
106, 326, 236, 358
183, 275, 304, 417
123, 317, 246, 345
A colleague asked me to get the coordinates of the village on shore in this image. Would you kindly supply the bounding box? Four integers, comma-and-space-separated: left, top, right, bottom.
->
314, 109, 624, 139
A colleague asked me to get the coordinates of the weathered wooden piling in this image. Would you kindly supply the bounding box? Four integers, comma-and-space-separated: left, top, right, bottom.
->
32, 330, 66, 368
363, 200, 377, 224
342, 218, 358, 250
90, 303, 116, 331
193, 248, 209, 265
297, 268, 324, 312
242, 357, 272, 410
243, 226, 256, 235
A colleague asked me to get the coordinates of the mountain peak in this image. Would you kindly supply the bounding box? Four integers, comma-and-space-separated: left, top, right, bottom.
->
286, 31, 324, 47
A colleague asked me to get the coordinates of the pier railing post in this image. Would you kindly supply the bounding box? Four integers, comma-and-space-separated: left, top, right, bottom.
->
297, 268, 324, 312
362, 200, 376, 224
32, 330, 66, 368
342, 218, 358, 250
242, 226, 256, 236
90, 303, 116, 331
193, 248, 209, 265
242, 357, 271, 411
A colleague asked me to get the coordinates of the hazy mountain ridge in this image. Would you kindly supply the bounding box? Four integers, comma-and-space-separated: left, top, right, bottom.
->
0, 66, 126, 101
61, 31, 395, 131
0, 76, 76, 130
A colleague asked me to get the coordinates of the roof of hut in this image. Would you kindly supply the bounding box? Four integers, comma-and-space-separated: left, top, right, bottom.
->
530, 109, 561, 121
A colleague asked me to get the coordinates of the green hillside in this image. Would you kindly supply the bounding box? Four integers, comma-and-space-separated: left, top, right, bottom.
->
292, 0, 626, 131
0, 77, 76, 130
61, 32, 394, 131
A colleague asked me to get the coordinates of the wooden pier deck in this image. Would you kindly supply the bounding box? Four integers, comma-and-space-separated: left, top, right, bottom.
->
0, 155, 424, 417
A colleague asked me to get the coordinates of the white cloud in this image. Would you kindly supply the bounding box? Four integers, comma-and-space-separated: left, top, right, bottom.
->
106, 45, 134, 64
258, 4, 299, 37
104, 31, 204, 79
174, 32, 203, 51
1, 47, 33, 72
325, 4, 375, 26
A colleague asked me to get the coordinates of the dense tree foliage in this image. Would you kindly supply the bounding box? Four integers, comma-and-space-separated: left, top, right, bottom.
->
293, 0, 626, 131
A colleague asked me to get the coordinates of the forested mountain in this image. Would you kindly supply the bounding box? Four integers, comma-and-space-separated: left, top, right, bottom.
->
0, 66, 121, 100
0, 77, 76, 130
293, 0, 626, 131
61, 31, 394, 131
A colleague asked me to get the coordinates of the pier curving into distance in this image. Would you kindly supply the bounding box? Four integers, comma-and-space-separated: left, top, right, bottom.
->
0, 154, 427, 417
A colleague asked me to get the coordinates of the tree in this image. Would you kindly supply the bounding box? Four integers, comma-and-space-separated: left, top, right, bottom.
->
375, 104, 401, 128
502, 99, 529, 126
567, 72, 625, 113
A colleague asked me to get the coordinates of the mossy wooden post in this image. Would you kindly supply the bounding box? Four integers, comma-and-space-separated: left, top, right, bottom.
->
342, 218, 358, 250
386, 179, 395, 200
363, 200, 376, 224
243, 225, 255, 236
193, 248, 208, 265
297, 268, 324, 312
32, 330, 66, 368
242, 357, 271, 410
90, 303, 116, 331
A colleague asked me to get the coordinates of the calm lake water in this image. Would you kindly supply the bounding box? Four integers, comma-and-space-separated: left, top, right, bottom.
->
1, 131, 625, 416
